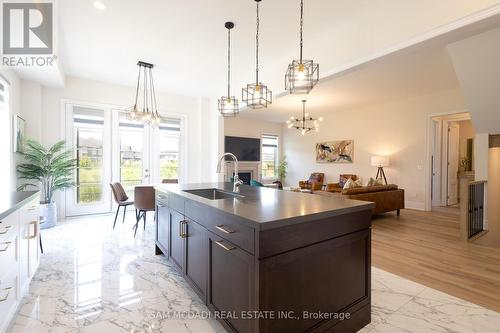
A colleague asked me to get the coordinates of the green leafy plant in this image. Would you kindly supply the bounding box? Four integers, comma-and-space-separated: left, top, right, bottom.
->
277, 155, 288, 182
17, 139, 77, 204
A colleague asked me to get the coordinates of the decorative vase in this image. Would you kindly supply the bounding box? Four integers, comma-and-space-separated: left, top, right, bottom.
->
40, 202, 57, 229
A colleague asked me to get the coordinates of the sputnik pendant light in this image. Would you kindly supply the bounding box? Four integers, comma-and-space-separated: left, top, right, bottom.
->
129, 61, 161, 126
284, 0, 319, 94
286, 100, 322, 135
242, 0, 272, 109
218, 22, 239, 117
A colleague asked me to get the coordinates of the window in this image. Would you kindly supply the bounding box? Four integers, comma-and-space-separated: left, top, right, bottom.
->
119, 115, 144, 197
73, 108, 104, 204
159, 118, 181, 182
262, 134, 279, 179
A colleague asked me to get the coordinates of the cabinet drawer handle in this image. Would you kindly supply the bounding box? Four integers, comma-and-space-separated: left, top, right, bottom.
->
0, 225, 12, 235
0, 288, 12, 302
0, 241, 12, 252
179, 221, 187, 238
215, 240, 236, 251
28, 221, 38, 240
215, 225, 235, 234
27, 206, 38, 211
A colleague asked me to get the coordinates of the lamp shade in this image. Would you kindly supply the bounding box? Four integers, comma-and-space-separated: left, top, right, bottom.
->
371, 156, 390, 167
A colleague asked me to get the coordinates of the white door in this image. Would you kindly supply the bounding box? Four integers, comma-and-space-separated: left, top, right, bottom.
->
150, 117, 182, 184
447, 123, 460, 206
113, 111, 151, 199
65, 104, 112, 216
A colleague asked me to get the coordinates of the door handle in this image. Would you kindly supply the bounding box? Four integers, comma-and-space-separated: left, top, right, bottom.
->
215, 240, 236, 251
28, 221, 38, 240
215, 225, 235, 234
0, 241, 12, 252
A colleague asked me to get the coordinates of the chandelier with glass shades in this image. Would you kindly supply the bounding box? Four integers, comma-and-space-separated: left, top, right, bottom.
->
218, 22, 239, 117
284, 0, 319, 94
287, 100, 322, 135
128, 61, 161, 126
242, 0, 272, 109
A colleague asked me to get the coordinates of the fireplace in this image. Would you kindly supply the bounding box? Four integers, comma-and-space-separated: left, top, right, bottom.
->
234, 172, 252, 185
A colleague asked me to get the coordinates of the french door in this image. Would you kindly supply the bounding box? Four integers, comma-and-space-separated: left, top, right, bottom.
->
65, 103, 182, 217
65, 104, 112, 216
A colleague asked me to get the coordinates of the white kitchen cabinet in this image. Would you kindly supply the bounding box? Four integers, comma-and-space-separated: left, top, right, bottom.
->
0, 193, 40, 333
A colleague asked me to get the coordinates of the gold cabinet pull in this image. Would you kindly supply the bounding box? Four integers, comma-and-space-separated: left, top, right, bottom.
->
0, 288, 11, 302
179, 220, 188, 238
215, 225, 235, 234
0, 225, 12, 235
28, 221, 38, 240
215, 240, 236, 251
0, 241, 12, 252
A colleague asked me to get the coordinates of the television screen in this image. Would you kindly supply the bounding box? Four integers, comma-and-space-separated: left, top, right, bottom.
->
224, 136, 261, 161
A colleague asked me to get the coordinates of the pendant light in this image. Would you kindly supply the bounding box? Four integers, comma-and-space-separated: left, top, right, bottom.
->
242, 0, 272, 109
218, 22, 239, 117
286, 100, 322, 135
284, 0, 319, 94
129, 61, 161, 126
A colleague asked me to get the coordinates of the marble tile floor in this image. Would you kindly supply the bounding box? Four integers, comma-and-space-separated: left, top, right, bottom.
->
7, 213, 500, 333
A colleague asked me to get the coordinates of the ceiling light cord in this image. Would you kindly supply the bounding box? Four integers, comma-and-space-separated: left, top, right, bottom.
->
299, 0, 304, 64
227, 27, 231, 98
256, 1, 260, 84
149, 67, 159, 117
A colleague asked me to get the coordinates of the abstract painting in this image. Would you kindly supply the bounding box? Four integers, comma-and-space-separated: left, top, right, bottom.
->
13, 115, 26, 153
316, 140, 354, 163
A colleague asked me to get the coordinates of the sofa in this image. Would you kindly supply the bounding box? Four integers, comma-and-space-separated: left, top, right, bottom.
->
325, 174, 359, 193
316, 184, 405, 216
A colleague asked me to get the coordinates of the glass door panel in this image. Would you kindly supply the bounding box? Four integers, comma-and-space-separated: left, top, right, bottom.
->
66, 105, 112, 216
153, 118, 181, 183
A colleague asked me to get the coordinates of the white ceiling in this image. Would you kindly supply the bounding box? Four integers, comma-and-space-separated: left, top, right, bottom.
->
54, 0, 500, 98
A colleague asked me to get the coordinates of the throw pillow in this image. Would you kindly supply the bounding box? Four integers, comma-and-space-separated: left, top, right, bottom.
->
343, 178, 362, 190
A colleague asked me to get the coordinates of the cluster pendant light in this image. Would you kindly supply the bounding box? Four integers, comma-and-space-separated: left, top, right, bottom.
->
218, 22, 239, 117
129, 61, 161, 126
287, 100, 322, 135
242, 0, 272, 109
284, 0, 319, 94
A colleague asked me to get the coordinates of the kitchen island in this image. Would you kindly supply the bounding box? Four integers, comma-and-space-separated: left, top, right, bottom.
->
155, 183, 374, 333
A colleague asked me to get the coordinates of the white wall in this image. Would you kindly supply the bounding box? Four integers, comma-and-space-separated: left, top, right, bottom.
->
282, 89, 466, 210
224, 116, 283, 145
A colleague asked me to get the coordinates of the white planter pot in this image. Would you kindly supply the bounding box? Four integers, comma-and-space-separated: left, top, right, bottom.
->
40, 202, 57, 229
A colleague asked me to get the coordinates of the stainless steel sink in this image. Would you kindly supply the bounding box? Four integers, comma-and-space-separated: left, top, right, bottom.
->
183, 188, 245, 200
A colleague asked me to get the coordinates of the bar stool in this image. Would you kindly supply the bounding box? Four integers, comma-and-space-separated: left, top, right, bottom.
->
133, 186, 155, 237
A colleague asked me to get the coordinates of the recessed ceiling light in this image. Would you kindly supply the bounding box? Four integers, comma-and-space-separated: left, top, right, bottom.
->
93, 1, 106, 10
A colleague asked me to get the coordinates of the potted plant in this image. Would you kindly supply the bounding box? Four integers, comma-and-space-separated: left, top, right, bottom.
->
278, 155, 288, 184
17, 140, 76, 229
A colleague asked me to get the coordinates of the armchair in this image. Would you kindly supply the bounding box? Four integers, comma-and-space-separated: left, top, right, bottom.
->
326, 174, 359, 193
299, 173, 325, 191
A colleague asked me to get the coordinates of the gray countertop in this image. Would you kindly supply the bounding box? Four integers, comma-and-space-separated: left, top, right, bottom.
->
156, 183, 374, 230
0, 191, 39, 220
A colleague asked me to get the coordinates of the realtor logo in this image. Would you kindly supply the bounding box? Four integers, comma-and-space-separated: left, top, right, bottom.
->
2, 2, 53, 54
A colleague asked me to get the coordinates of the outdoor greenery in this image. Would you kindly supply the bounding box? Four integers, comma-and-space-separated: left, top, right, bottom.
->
17, 140, 77, 204
278, 155, 288, 182
77, 154, 103, 203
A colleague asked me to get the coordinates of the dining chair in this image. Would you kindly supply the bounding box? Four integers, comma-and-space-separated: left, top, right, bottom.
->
133, 185, 155, 237
110, 183, 135, 229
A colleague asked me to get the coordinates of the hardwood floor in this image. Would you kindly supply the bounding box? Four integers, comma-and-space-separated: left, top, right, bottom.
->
372, 208, 500, 313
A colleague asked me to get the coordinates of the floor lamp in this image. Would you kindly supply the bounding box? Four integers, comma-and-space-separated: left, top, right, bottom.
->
371, 156, 390, 185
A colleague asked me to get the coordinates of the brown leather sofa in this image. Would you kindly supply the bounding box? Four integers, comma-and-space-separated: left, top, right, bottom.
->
325, 174, 359, 193
316, 184, 405, 216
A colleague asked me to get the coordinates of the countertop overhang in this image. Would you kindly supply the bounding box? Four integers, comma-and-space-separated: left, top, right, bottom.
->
155, 183, 375, 230
0, 191, 40, 220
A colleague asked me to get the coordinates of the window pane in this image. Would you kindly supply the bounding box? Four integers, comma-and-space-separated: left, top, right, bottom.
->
261, 135, 278, 178
74, 118, 104, 204
119, 116, 144, 197
159, 118, 180, 182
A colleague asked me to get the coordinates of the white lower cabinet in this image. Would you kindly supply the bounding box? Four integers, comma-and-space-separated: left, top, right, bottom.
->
0, 196, 40, 333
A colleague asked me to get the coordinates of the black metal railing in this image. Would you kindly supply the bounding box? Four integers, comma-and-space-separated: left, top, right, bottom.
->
467, 181, 486, 239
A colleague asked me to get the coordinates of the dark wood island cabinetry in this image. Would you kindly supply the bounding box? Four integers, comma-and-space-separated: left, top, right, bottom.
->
155, 183, 374, 333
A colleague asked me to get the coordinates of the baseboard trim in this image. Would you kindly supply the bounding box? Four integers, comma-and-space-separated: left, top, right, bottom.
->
405, 201, 426, 211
